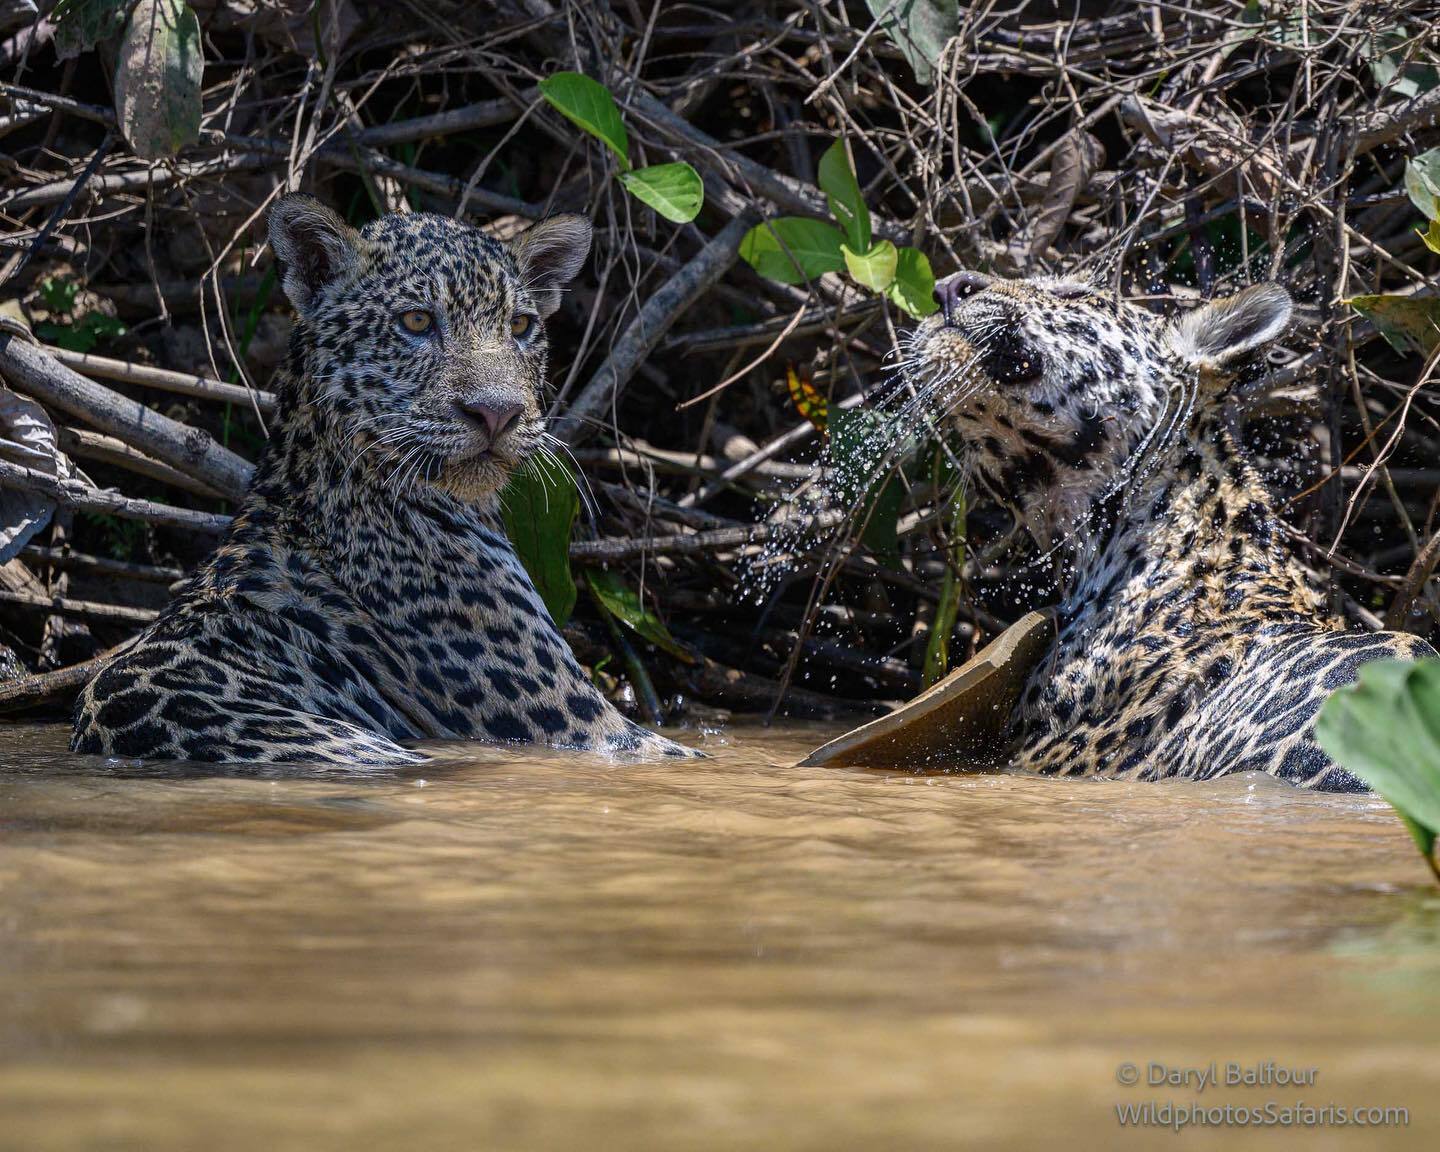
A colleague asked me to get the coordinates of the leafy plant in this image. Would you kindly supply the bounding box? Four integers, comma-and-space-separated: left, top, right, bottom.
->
1406, 149, 1440, 256
1317, 659, 1440, 882
39, 276, 80, 315
1345, 149, 1440, 353
921, 461, 966, 687
35, 278, 127, 352
586, 568, 694, 663
739, 139, 937, 319
500, 454, 580, 625
1346, 295, 1440, 357
539, 72, 704, 224
828, 408, 905, 565
35, 313, 127, 354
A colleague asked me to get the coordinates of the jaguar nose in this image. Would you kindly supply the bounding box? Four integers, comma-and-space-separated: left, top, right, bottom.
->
458, 399, 523, 446
934, 270, 994, 323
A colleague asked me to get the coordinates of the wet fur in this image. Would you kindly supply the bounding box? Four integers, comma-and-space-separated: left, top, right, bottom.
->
72, 201, 695, 766
905, 275, 1434, 790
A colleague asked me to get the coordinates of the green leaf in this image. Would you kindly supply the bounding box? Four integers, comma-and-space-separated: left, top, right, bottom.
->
114, 0, 204, 160
1422, 217, 1440, 256
585, 569, 695, 663
51, 0, 130, 61
739, 218, 847, 284
499, 455, 579, 626
1316, 659, 1440, 874
830, 409, 904, 565
538, 71, 630, 169
817, 139, 871, 251
864, 0, 960, 86
922, 472, 965, 686
39, 275, 79, 316
618, 162, 704, 223
1405, 149, 1440, 221
1347, 294, 1440, 356
887, 246, 939, 318
1366, 30, 1440, 101
842, 239, 898, 292
35, 314, 127, 355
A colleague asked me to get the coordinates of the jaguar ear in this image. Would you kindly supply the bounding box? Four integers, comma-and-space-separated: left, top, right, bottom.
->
511, 213, 592, 318
268, 194, 362, 317
1168, 283, 1291, 369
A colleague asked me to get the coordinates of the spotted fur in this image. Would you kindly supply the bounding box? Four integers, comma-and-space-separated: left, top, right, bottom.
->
72, 197, 696, 766
908, 272, 1434, 790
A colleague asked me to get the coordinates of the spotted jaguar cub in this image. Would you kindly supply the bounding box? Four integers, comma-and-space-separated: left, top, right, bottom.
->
72, 197, 696, 766
907, 272, 1434, 790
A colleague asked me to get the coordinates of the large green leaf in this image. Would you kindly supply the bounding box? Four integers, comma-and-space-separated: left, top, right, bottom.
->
51, 0, 130, 60
500, 455, 579, 625
1348, 294, 1440, 356
842, 239, 898, 292
887, 246, 939, 318
1405, 149, 1440, 221
538, 71, 630, 169
817, 139, 871, 251
830, 409, 904, 565
619, 162, 704, 223
113, 0, 203, 160
1316, 659, 1440, 876
586, 569, 694, 663
739, 217, 847, 284
864, 0, 960, 86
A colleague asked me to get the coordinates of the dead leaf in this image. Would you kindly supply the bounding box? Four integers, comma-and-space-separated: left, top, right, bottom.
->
0, 385, 72, 564
114, 0, 203, 160
1029, 130, 1104, 258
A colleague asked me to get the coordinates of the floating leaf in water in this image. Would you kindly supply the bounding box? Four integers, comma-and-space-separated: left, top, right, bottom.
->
114, 0, 204, 160
739, 217, 847, 284
51, 0, 129, 60
785, 363, 829, 433
817, 139, 871, 252
1317, 659, 1440, 880
586, 568, 695, 663
618, 161, 704, 223
500, 455, 579, 625
1347, 294, 1440, 356
887, 246, 938, 318
864, 0, 959, 86
539, 71, 630, 169
799, 611, 1055, 769
842, 239, 898, 292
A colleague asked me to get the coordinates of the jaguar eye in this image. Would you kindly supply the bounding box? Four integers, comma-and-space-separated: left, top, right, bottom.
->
510, 313, 535, 340
399, 310, 434, 334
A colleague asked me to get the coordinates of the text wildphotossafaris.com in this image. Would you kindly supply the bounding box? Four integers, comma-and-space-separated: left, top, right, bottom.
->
1115, 1101, 1409, 1132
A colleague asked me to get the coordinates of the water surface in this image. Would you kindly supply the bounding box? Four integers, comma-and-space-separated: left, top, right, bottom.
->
2, 721, 1439, 1150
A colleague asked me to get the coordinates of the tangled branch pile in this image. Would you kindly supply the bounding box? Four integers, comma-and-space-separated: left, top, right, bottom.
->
1, 0, 1438, 726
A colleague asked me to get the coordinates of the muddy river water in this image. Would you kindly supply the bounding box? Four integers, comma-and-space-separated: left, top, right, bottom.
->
2, 719, 1439, 1150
